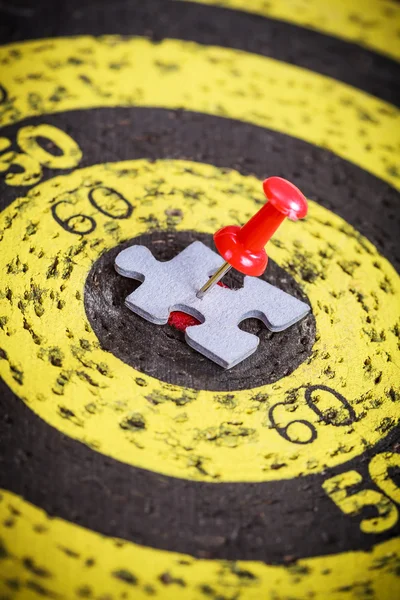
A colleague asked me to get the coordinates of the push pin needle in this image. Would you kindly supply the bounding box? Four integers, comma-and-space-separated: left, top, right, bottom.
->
197, 177, 308, 299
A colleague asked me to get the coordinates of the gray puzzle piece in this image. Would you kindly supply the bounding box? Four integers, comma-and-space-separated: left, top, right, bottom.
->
115, 241, 310, 368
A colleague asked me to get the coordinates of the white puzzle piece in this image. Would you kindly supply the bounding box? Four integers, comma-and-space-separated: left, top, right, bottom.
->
115, 241, 310, 368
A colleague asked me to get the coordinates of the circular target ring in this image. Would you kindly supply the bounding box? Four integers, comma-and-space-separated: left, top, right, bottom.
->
0, 36, 399, 191
184, 0, 400, 62
0, 158, 399, 484
86, 227, 315, 391
1, 485, 399, 599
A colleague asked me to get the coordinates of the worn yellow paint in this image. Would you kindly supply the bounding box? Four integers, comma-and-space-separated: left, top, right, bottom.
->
369, 452, 400, 504
1, 159, 399, 482
1, 489, 399, 599
322, 470, 399, 534
0, 37, 399, 191
0, 123, 82, 186
17, 123, 82, 170
182, 0, 400, 62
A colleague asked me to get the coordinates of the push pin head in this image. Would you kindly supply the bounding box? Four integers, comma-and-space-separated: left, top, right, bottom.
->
214, 176, 308, 276
197, 177, 308, 298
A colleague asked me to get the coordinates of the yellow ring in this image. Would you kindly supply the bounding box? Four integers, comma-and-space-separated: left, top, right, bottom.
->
182, 0, 400, 61
0, 37, 399, 189
1, 487, 399, 599
1, 159, 398, 482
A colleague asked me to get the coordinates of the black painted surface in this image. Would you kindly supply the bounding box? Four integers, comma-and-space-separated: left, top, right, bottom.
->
85, 230, 315, 390
0, 378, 399, 562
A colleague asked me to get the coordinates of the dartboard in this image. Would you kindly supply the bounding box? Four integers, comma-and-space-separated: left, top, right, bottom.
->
0, 1, 399, 598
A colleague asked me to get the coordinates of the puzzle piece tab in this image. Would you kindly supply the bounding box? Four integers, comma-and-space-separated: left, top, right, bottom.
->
115, 242, 310, 368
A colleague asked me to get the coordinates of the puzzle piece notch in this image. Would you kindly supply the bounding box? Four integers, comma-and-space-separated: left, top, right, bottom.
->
115, 242, 223, 325
115, 242, 310, 368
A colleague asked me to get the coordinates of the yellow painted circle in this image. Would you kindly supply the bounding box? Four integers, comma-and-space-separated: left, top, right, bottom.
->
0, 36, 399, 191
184, 0, 400, 61
1, 488, 399, 599
0, 159, 398, 482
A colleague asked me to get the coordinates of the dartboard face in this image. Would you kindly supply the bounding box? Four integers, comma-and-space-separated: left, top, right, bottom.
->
0, 1, 399, 598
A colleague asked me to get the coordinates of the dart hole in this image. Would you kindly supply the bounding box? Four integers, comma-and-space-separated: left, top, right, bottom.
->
85, 230, 316, 391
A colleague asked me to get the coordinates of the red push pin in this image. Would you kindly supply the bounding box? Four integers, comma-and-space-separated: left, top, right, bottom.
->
197, 177, 308, 299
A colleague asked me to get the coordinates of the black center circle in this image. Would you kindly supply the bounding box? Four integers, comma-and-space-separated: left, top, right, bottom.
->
85, 229, 315, 391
